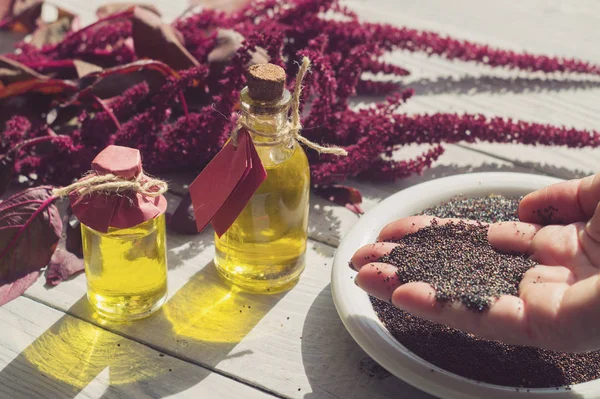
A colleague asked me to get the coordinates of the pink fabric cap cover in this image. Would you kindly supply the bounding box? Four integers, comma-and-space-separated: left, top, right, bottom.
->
69, 145, 167, 233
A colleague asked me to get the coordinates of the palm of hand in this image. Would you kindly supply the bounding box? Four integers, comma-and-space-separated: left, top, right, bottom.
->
351, 175, 600, 353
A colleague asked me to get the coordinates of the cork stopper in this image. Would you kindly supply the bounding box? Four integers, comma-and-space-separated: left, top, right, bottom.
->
246, 63, 285, 102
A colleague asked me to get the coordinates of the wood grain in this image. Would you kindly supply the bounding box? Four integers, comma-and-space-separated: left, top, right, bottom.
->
7, 0, 600, 398
0, 296, 275, 399
22, 228, 435, 399
345, 0, 600, 179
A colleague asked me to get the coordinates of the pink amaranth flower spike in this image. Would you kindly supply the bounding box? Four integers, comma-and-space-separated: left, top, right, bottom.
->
1, 0, 600, 190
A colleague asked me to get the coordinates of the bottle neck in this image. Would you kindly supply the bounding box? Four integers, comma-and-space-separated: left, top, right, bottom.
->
239, 87, 291, 145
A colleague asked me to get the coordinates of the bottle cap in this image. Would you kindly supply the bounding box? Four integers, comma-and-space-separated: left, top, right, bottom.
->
91, 145, 142, 179
69, 145, 167, 233
246, 63, 285, 102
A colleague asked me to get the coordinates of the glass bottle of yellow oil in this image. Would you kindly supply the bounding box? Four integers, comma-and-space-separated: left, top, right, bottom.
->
65, 144, 169, 321
81, 214, 168, 321
214, 63, 310, 293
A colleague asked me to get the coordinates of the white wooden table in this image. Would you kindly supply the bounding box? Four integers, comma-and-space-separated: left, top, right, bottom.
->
2, 1, 599, 398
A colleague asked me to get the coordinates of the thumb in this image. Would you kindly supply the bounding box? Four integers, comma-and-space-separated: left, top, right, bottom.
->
519, 174, 600, 225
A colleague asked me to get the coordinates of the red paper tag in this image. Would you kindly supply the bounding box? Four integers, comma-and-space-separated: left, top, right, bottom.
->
189, 129, 267, 237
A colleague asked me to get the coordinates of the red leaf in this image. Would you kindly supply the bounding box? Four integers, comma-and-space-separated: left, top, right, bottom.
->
45, 247, 84, 286
313, 185, 364, 215
132, 6, 199, 71
0, 186, 61, 305
0, 77, 78, 100
76, 59, 180, 98
0, 270, 40, 305
0, 0, 42, 33
45, 205, 83, 286
0, 55, 47, 86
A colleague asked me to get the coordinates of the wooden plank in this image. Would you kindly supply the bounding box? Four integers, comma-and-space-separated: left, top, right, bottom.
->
11, 152, 529, 399
0, 296, 275, 399
13, 1, 600, 399
344, 0, 600, 179
23, 236, 433, 399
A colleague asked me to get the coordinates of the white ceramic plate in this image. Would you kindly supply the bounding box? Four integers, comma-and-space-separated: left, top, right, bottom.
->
332, 172, 600, 399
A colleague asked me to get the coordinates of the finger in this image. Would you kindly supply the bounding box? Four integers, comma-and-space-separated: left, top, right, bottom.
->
354, 263, 402, 302
391, 282, 531, 346
518, 174, 600, 225
488, 221, 541, 255
377, 216, 482, 242
584, 201, 600, 243
581, 202, 600, 269
351, 242, 399, 271
519, 265, 575, 291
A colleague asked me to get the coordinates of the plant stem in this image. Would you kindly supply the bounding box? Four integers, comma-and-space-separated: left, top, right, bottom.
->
13, 135, 70, 154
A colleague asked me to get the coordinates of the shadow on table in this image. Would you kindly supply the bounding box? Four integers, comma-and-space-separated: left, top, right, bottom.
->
0, 261, 284, 398
0, 295, 225, 398
351, 75, 600, 106
507, 159, 592, 181
300, 284, 434, 399
351, 160, 590, 204
308, 199, 345, 255
165, 230, 213, 271
408, 74, 600, 97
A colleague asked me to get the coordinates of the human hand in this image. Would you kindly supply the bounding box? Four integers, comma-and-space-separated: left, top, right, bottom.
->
351, 174, 600, 353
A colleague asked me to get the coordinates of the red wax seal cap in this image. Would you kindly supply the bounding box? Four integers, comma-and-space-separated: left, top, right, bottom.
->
69, 145, 167, 233
91, 145, 142, 179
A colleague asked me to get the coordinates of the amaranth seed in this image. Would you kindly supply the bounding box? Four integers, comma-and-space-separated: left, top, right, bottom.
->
371, 195, 600, 388
379, 219, 535, 311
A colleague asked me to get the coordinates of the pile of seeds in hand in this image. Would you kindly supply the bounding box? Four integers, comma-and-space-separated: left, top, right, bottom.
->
379, 218, 535, 311
371, 195, 600, 388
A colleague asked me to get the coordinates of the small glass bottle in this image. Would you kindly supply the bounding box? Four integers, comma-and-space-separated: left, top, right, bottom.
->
71, 145, 168, 321
81, 214, 168, 321
214, 63, 311, 293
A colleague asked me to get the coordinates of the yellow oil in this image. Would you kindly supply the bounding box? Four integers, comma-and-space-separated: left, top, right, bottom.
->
214, 140, 310, 293
81, 214, 168, 321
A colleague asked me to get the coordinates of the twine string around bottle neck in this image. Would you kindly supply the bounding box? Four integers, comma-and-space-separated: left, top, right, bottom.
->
52, 171, 168, 198
231, 57, 348, 156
